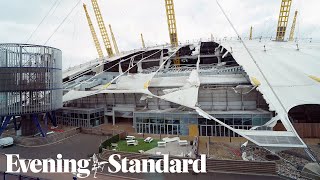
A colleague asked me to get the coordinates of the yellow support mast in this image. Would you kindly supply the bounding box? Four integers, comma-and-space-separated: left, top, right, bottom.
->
141, 33, 146, 48
289, 10, 298, 41
249, 26, 253, 40
83, 4, 104, 59
109, 24, 120, 55
164, 0, 179, 65
276, 0, 292, 41
91, 0, 114, 57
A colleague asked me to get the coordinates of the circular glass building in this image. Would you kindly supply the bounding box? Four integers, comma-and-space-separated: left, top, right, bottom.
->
0, 44, 62, 136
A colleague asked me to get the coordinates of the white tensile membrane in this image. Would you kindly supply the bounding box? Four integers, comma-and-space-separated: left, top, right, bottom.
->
63, 50, 164, 102
63, 45, 307, 148
143, 49, 306, 148
160, 70, 200, 108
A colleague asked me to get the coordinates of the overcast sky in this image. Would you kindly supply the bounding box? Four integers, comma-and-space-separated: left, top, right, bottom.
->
0, 0, 319, 69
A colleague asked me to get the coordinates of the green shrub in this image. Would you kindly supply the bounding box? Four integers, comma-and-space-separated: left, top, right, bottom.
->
100, 134, 119, 151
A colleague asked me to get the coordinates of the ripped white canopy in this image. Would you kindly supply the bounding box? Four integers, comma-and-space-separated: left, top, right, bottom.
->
63, 40, 320, 148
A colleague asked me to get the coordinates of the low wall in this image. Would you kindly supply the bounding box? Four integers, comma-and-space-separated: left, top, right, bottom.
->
101, 150, 277, 175
80, 127, 126, 138
81, 128, 113, 136
14, 128, 80, 147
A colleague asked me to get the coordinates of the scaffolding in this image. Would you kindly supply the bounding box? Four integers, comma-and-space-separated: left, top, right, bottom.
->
0, 44, 62, 116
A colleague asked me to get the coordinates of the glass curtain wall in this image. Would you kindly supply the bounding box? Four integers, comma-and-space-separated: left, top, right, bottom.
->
134, 112, 271, 137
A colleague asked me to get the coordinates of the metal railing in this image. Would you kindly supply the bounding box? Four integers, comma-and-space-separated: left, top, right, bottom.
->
0, 172, 44, 180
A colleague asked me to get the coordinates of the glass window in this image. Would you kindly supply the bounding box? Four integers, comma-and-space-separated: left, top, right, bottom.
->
150, 117, 157, 124
173, 120, 180, 124
224, 127, 229, 137
90, 119, 94, 126
252, 116, 261, 126
180, 117, 187, 124
136, 118, 143, 123
172, 114, 180, 120
243, 118, 252, 125
164, 114, 173, 121
189, 117, 198, 124
212, 126, 216, 136
261, 118, 270, 125
207, 126, 212, 136
139, 123, 143, 133
143, 118, 149, 123
150, 124, 155, 134
224, 118, 233, 125
200, 126, 206, 136
220, 126, 225, 136
198, 118, 207, 125
165, 120, 173, 124
156, 113, 164, 120
234, 118, 242, 125
172, 125, 179, 135
158, 119, 164, 124
207, 119, 215, 125
216, 126, 221, 136
159, 124, 165, 134
143, 124, 150, 133
166, 124, 172, 134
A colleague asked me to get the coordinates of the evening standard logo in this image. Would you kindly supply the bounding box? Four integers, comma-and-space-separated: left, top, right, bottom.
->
5, 153, 206, 178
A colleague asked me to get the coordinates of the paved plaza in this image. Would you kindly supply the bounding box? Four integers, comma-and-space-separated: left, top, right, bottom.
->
145, 140, 194, 157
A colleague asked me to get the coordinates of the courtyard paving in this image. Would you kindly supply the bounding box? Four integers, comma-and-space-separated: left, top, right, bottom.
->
0, 133, 108, 160
145, 140, 193, 157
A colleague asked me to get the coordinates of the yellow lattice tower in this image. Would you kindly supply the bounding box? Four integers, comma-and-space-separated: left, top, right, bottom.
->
91, 0, 114, 57
249, 26, 253, 40
164, 0, 180, 65
141, 33, 146, 48
289, 10, 298, 41
83, 4, 104, 59
109, 24, 120, 55
276, 0, 292, 41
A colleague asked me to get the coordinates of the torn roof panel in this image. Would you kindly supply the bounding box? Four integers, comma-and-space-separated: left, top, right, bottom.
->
221, 40, 320, 113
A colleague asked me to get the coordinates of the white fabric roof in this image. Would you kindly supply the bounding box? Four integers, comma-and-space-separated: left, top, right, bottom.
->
221, 40, 320, 113
62, 40, 320, 148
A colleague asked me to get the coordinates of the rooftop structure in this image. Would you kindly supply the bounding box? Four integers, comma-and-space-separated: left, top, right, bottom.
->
56, 0, 320, 157
61, 37, 320, 151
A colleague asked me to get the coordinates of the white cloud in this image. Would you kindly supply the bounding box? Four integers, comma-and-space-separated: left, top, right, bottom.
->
0, 0, 319, 69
